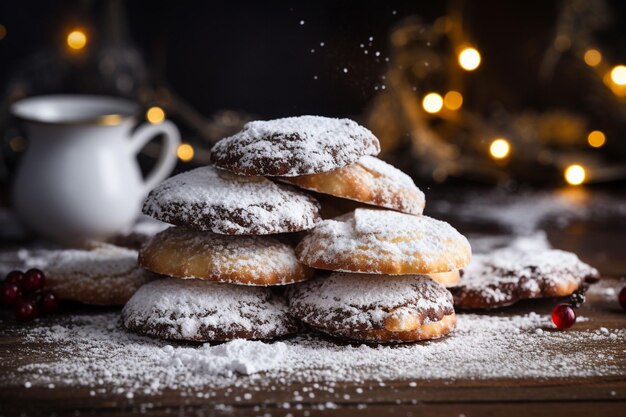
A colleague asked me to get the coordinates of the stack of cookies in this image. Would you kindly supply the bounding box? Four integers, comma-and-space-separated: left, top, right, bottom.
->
123, 115, 471, 344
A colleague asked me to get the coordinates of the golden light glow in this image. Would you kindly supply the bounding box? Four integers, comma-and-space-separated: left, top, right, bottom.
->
177, 143, 194, 161
587, 130, 606, 148
0, 24, 6, 41
583, 49, 602, 67
146, 106, 165, 124
565, 164, 586, 185
443, 91, 463, 110
458, 47, 481, 71
66, 30, 87, 50
422, 93, 443, 114
489, 138, 510, 159
610, 65, 626, 86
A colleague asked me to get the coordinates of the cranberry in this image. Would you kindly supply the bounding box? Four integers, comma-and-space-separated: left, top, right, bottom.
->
1, 283, 22, 306
619, 287, 626, 311
5, 270, 24, 285
15, 299, 38, 322
39, 291, 59, 315
22, 269, 45, 293
552, 303, 576, 329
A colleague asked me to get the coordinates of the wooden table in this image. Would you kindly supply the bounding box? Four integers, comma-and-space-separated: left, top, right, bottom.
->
1, 188, 625, 416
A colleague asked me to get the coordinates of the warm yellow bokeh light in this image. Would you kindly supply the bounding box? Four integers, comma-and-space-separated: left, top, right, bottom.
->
66, 30, 87, 50
422, 93, 443, 114
583, 49, 602, 67
564, 164, 586, 185
443, 91, 463, 110
610, 65, 626, 86
0, 24, 6, 41
146, 106, 165, 124
587, 130, 606, 148
458, 47, 481, 71
489, 138, 510, 159
177, 143, 194, 162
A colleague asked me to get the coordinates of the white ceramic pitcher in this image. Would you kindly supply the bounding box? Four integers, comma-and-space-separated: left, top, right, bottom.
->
11, 95, 180, 242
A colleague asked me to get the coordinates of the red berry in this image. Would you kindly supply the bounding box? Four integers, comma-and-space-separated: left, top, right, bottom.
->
552, 303, 576, 329
619, 287, 626, 311
22, 269, 45, 293
39, 291, 59, 315
5, 270, 24, 285
1, 283, 22, 306
15, 299, 38, 322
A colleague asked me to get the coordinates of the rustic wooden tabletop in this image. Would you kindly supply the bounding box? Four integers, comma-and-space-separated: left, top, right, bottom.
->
0, 188, 625, 416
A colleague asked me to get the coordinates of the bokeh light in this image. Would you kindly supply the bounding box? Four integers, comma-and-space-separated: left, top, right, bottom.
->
610, 65, 626, 86
443, 91, 463, 110
587, 130, 606, 148
583, 49, 602, 67
0, 24, 6, 41
489, 138, 510, 159
66, 30, 87, 50
458, 47, 481, 71
422, 93, 443, 114
146, 106, 165, 124
564, 164, 586, 185
177, 143, 194, 162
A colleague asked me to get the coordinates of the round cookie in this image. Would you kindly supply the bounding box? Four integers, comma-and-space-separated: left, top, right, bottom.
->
143, 165, 321, 235
451, 248, 600, 309
296, 208, 471, 275
122, 278, 298, 342
139, 227, 313, 286
287, 273, 456, 343
210, 116, 381, 177
280, 156, 425, 215
19, 243, 154, 306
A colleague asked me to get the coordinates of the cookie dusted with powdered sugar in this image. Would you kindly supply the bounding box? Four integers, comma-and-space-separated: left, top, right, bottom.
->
142, 166, 321, 235
280, 156, 425, 215
210, 116, 380, 176
19, 243, 154, 306
451, 248, 600, 309
296, 208, 471, 276
287, 273, 456, 343
122, 278, 298, 342
139, 227, 312, 286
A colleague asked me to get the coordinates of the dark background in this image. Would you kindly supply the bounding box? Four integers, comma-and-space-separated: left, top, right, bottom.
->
2, 0, 626, 118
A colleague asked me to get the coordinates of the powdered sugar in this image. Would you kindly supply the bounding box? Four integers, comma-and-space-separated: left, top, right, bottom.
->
142, 166, 321, 235
297, 208, 471, 274
122, 278, 296, 341
211, 116, 381, 176
5, 309, 624, 397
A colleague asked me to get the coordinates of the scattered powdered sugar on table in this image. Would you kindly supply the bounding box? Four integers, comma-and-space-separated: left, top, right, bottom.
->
6, 310, 624, 397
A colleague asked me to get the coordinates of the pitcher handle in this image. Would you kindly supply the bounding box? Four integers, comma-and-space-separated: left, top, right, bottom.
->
129, 120, 181, 194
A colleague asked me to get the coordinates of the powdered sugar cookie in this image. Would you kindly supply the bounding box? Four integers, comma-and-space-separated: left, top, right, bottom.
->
210, 116, 381, 176
143, 166, 321, 235
287, 273, 456, 343
122, 278, 298, 342
452, 248, 600, 309
18, 243, 154, 306
280, 156, 425, 215
139, 227, 312, 286
296, 208, 471, 276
